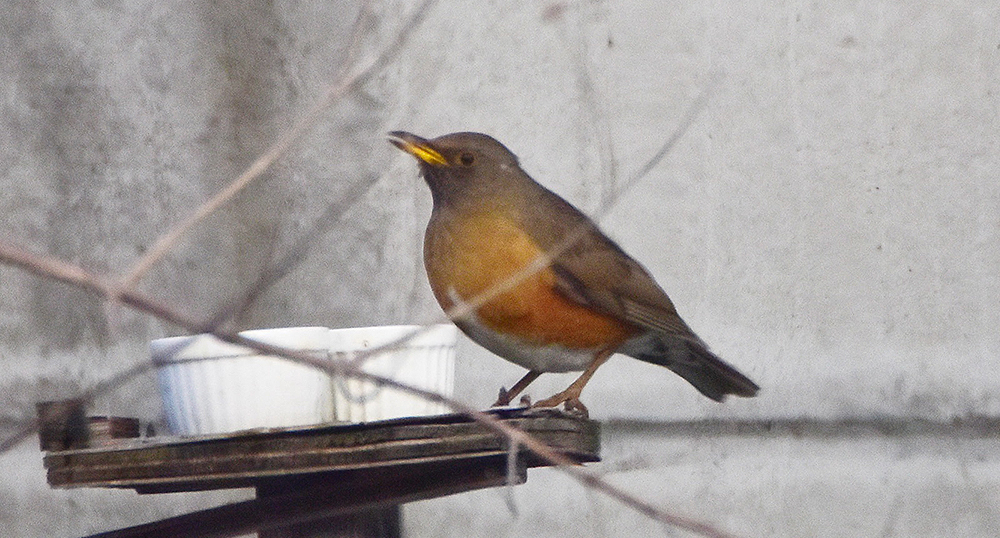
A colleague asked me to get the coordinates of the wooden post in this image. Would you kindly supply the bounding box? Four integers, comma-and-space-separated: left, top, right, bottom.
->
255, 478, 401, 538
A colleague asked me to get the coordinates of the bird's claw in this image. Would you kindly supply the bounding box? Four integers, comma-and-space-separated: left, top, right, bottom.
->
494, 387, 534, 409
493, 387, 510, 407
494, 386, 533, 408
563, 398, 589, 418
532, 392, 589, 418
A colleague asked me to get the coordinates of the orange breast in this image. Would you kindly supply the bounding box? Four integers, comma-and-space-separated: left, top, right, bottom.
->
424, 211, 635, 350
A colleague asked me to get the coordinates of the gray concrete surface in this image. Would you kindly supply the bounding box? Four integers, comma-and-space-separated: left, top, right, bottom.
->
0, 0, 997, 536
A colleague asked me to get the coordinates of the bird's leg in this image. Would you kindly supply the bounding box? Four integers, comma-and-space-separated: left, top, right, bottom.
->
533, 348, 615, 416
493, 370, 542, 407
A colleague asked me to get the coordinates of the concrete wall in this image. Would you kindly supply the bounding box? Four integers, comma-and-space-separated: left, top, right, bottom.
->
1, 1, 997, 536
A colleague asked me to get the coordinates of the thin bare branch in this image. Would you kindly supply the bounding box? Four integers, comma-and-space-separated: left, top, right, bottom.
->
1, 360, 162, 452
118, 0, 438, 291
0, 240, 740, 538
205, 173, 382, 331
0, 423, 36, 454
344, 79, 721, 369
610, 72, 724, 207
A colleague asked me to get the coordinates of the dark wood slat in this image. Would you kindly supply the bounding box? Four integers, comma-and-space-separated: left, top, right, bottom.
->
44, 408, 599, 492
86, 456, 527, 538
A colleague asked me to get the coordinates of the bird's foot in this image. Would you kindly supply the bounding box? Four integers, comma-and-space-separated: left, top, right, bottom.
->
533, 391, 589, 418
563, 398, 588, 417
492, 371, 541, 408
494, 388, 532, 407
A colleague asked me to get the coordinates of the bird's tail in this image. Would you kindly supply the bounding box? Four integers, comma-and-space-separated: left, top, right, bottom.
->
624, 334, 759, 401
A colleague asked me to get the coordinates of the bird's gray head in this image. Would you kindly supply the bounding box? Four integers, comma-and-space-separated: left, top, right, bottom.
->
388, 131, 524, 205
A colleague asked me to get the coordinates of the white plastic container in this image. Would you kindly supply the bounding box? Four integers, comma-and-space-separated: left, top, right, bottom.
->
329, 324, 457, 422
153, 327, 333, 435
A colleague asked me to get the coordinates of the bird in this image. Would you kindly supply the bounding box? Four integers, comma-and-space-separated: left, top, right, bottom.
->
388, 131, 758, 414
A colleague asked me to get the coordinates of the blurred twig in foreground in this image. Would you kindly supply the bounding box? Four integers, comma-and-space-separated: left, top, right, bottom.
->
0, 240, 739, 538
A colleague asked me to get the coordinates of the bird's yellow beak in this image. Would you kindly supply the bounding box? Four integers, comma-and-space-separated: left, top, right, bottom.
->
387, 131, 448, 166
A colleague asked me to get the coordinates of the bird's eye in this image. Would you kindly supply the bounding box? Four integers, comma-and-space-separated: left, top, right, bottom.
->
459, 152, 475, 166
